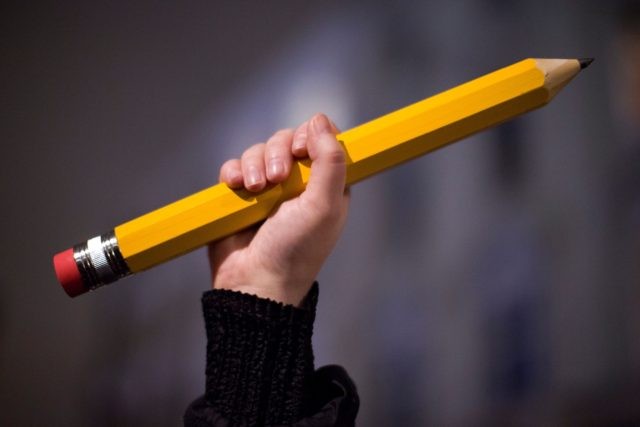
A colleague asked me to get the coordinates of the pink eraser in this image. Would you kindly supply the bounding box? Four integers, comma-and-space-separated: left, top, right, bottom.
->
53, 248, 86, 298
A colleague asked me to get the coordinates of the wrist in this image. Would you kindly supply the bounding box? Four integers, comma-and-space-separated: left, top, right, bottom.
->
212, 268, 313, 306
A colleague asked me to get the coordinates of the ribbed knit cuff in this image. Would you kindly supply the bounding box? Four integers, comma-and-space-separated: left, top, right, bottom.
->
201, 283, 318, 426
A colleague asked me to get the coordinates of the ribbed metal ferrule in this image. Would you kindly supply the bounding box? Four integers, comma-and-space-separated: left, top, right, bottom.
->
73, 231, 131, 291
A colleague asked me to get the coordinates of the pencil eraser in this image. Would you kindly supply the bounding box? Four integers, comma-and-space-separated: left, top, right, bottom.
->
53, 248, 86, 298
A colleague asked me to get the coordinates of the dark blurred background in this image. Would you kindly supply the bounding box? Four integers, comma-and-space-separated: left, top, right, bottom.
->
2, 1, 640, 425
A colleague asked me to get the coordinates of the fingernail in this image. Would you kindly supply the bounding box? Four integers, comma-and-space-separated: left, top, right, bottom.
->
247, 165, 261, 187
268, 158, 284, 178
312, 114, 332, 135
292, 134, 306, 152
228, 170, 243, 185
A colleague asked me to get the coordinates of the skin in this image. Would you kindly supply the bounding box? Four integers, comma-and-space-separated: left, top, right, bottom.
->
208, 113, 350, 306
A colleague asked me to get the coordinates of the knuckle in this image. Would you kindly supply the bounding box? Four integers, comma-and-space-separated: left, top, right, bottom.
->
324, 147, 346, 165
220, 159, 236, 173
294, 122, 308, 135
275, 128, 294, 136
266, 143, 286, 157
242, 143, 265, 160
268, 129, 293, 147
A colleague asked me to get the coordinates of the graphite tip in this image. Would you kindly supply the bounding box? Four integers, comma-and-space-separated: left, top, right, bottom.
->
579, 58, 594, 69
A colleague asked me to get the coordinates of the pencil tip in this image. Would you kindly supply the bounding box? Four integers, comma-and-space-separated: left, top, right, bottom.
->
579, 58, 594, 69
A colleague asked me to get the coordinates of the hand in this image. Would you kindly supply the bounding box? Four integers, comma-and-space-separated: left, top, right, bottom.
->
208, 114, 350, 306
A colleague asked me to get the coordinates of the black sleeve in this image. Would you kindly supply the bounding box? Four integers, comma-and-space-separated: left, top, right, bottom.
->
184, 283, 359, 427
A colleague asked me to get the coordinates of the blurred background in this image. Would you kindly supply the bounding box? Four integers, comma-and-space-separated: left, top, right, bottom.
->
2, 0, 639, 425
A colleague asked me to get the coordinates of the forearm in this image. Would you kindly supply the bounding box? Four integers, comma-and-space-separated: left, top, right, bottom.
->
187, 284, 318, 426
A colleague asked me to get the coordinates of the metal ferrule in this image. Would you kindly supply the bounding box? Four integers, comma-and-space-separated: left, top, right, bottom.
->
73, 231, 131, 291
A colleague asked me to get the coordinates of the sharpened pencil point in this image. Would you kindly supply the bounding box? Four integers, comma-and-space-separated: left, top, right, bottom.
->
579, 58, 594, 69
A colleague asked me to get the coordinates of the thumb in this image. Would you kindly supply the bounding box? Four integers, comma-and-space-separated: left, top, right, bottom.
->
304, 114, 347, 211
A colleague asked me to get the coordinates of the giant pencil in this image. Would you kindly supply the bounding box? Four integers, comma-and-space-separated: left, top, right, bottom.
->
53, 58, 592, 297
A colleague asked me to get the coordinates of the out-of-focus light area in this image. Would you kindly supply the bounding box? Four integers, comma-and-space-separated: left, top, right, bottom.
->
1, 1, 639, 425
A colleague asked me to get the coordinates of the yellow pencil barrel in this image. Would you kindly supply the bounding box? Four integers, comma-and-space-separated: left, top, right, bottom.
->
53, 58, 588, 297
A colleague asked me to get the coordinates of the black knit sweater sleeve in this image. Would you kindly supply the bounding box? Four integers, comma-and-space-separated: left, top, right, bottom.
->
184, 283, 359, 427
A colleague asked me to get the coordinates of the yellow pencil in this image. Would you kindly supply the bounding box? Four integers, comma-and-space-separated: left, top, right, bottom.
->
53, 58, 592, 297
